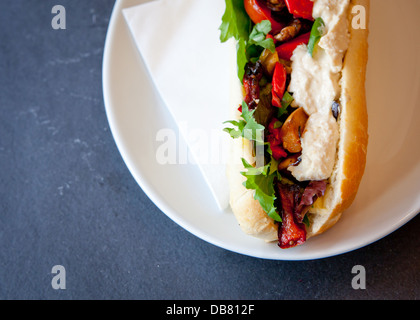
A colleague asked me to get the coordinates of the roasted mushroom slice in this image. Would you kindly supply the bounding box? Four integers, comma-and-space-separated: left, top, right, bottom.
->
279, 107, 308, 153
278, 153, 301, 171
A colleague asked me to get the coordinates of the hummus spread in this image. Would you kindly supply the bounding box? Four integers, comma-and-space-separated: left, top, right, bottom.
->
288, 0, 351, 182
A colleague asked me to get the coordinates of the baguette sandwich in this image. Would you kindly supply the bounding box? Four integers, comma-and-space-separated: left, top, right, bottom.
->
220, 0, 369, 248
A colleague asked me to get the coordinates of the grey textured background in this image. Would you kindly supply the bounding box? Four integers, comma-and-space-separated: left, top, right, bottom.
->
0, 0, 418, 300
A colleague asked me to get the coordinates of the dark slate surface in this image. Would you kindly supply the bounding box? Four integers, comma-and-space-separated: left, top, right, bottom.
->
0, 0, 418, 300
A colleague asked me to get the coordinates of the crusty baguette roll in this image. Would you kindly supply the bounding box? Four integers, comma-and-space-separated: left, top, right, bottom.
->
226, 0, 369, 243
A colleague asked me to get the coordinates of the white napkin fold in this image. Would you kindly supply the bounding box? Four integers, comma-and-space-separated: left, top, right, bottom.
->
123, 0, 232, 211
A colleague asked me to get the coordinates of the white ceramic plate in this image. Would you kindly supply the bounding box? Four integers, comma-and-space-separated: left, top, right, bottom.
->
103, 0, 420, 260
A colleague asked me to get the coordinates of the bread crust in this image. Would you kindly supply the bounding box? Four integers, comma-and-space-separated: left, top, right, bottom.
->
307, 0, 369, 237
227, 0, 369, 243
227, 137, 279, 241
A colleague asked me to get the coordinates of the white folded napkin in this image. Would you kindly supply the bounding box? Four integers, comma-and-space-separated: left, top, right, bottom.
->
123, 0, 232, 211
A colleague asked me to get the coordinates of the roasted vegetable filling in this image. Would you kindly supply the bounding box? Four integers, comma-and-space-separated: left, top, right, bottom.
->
221, 0, 334, 248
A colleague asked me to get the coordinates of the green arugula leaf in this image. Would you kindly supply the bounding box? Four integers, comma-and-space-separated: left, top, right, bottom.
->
241, 158, 281, 222
248, 20, 276, 53
223, 121, 244, 139
241, 158, 269, 179
277, 91, 294, 118
219, 0, 252, 80
255, 181, 280, 221
236, 38, 248, 81
219, 0, 251, 43
245, 21, 275, 74
224, 106, 282, 222
219, 1, 274, 81
308, 17, 325, 57
223, 101, 265, 143
266, 143, 282, 180
303, 215, 310, 228
281, 91, 294, 109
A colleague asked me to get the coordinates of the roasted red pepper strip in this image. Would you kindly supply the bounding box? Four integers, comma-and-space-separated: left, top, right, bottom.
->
285, 0, 314, 20
279, 205, 306, 248
271, 62, 287, 108
277, 184, 306, 249
244, 0, 285, 34
268, 118, 281, 142
271, 144, 288, 160
267, 118, 287, 160
276, 32, 310, 60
